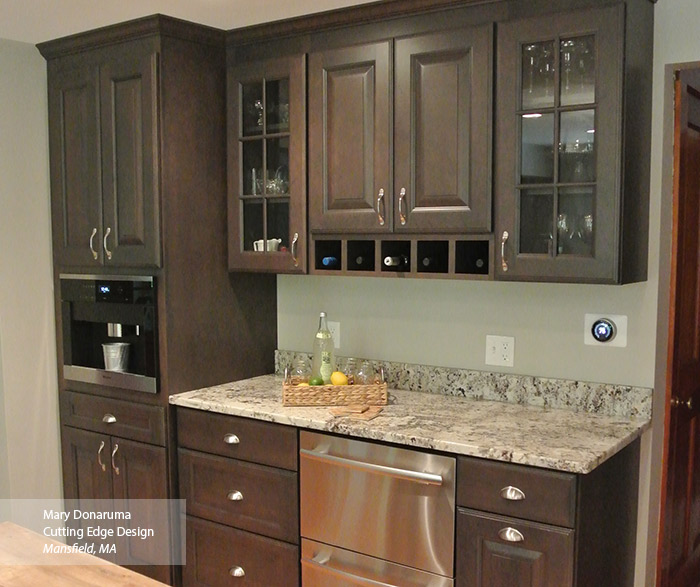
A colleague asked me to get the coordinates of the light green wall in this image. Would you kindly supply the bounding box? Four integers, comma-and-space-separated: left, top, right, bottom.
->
0, 38, 61, 501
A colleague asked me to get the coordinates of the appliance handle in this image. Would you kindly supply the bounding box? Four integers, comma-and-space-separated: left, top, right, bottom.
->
301, 556, 399, 587
300, 448, 443, 486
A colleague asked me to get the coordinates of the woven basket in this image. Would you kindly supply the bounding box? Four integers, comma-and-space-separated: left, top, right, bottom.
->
282, 382, 388, 406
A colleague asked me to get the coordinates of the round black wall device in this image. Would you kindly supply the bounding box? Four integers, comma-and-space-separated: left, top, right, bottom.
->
591, 318, 616, 343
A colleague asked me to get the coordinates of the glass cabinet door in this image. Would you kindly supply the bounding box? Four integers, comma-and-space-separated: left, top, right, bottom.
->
495, 5, 623, 282
228, 56, 306, 273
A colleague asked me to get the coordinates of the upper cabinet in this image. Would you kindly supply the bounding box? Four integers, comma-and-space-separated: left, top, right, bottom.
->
308, 24, 493, 235
494, 4, 646, 283
227, 55, 307, 273
47, 39, 160, 269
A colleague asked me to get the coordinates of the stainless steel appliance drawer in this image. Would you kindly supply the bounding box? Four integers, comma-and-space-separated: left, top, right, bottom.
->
300, 431, 455, 578
301, 538, 454, 587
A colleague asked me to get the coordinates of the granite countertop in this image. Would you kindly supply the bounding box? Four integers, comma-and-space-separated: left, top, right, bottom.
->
169, 374, 650, 474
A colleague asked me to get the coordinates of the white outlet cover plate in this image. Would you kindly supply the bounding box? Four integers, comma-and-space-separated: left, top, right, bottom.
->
584, 314, 627, 347
327, 321, 340, 349
485, 335, 515, 367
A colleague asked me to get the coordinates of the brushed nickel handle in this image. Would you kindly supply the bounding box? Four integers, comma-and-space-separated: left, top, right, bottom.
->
223, 433, 240, 445
671, 396, 694, 410
303, 554, 390, 586
376, 189, 386, 226
89, 228, 98, 260
300, 448, 442, 486
227, 491, 243, 501
501, 231, 509, 272
398, 187, 407, 225
291, 232, 299, 267
103, 227, 112, 260
102, 414, 117, 424
500, 485, 526, 501
111, 443, 119, 475
229, 566, 245, 578
97, 440, 106, 472
498, 527, 524, 543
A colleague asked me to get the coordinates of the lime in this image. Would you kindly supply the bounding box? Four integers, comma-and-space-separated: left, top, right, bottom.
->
309, 376, 324, 386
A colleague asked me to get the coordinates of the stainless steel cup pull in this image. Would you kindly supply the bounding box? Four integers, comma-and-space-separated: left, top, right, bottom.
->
500, 485, 525, 501
291, 232, 299, 267
103, 227, 112, 260
498, 527, 524, 543
227, 491, 243, 501
102, 414, 117, 424
111, 443, 120, 475
223, 433, 240, 445
501, 231, 509, 272
376, 189, 386, 226
229, 566, 245, 578
97, 440, 106, 472
89, 228, 98, 260
398, 187, 407, 225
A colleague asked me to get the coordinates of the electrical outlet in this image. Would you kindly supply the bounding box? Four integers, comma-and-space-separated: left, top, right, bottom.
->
328, 321, 340, 349
485, 335, 515, 367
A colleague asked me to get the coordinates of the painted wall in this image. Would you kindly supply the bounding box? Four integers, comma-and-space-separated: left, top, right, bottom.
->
0, 39, 61, 504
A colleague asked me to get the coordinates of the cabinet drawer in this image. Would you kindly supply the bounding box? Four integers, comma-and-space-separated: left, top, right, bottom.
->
457, 456, 576, 528
179, 449, 298, 544
61, 391, 165, 446
456, 508, 574, 587
176, 407, 297, 470
184, 515, 299, 587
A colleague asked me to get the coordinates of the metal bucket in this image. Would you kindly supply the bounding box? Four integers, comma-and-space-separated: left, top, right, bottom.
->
102, 342, 130, 372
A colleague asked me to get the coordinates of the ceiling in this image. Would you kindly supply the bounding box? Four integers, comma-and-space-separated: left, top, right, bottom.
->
0, 0, 378, 45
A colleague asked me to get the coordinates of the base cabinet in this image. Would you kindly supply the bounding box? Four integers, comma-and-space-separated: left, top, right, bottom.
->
456, 509, 574, 587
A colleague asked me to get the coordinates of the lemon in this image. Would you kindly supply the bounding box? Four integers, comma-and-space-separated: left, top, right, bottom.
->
330, 371, 348, 386
296, 382, 310, 386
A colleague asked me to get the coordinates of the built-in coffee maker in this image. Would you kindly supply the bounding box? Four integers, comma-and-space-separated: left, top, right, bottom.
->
60, 275, 158, 393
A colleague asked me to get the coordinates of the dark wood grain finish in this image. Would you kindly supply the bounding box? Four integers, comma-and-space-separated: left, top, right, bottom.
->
100, 40, 160, 267
309, 41, 392, 233
47, 60, 102, 267
61, 391, 166, 445
456, 508, 575, 587
178, 449, 299, 543
494, 5, 625, 283
61, 426, 113, 502
394, 24, 492, 233
227, 54, 307, 273
184, 516, 299, 587
457, 456, 576, 528
112, 438, 171, 584
176, 408, 298, 471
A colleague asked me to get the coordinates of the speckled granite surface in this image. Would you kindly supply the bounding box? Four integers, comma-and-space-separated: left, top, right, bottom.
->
169, 374, 649, 474
275, 350, 652, 419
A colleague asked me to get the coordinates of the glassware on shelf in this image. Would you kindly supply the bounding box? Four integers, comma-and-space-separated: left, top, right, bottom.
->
521, 41, 555, 110
560, 36, 595, 106
290, 357, 311, 385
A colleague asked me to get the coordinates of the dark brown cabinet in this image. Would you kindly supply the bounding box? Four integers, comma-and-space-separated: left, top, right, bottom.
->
494, 4, 649, 283
309, 24, 492, 235
227, 55, 307, 273
47, 39, 160, 269
177, 407, 300, 587
61, 425, 170, 584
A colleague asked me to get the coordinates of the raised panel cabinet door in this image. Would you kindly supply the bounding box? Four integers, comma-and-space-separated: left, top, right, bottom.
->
100, 44, 161, 268
47, 61, 102, 267
456, 508, 574, 587
494, 5, 623, 283
309, 41, 392, 233
227, 54, 307, 273
110, 437, 170, 584
394, 25, 492, 233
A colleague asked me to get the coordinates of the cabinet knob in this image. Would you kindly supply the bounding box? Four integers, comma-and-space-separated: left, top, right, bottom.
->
103, 227, 113, 260
102, 414, 117, 424
223, 433, 240, 445
229, 566, 245, 578
227, 490, 243, 501
89, 228, 99, 260
376, 189, 386, 226
97, 440, 107, 472
500, 485, 526, 501
398, 187, 407, 225
498, 527, 524, 543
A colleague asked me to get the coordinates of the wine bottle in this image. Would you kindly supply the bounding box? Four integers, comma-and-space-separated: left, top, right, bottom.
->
321, 256, 339, 268
383, 255, 409, 269
355, 256, 364, 266
311, 312, 335, 384
421, 256, 433, 268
